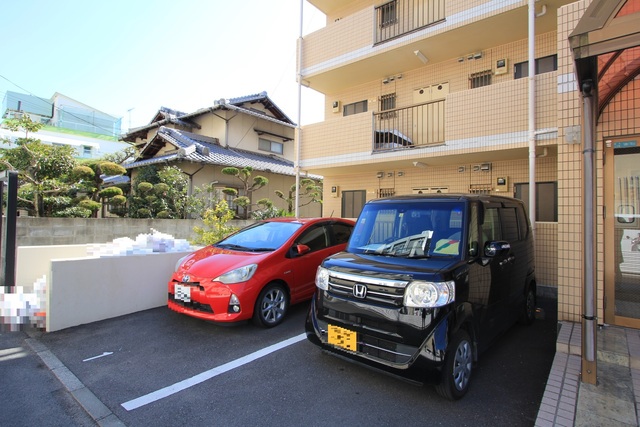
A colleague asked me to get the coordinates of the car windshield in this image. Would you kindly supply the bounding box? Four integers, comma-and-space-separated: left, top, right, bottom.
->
215, 221, 302, 252
347, 201, 464, 258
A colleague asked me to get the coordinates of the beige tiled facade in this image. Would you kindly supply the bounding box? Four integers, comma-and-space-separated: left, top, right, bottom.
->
299, 0, 640, 325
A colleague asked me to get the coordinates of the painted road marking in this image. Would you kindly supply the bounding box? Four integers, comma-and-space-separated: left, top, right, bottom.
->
83, 351, 113, 362
121, 333, 306, 411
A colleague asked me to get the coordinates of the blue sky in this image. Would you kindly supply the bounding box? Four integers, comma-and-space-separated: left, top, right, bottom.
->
0, 0, 325, 130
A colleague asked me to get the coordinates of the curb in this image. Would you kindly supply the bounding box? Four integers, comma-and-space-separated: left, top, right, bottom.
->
24, 331, 126, 427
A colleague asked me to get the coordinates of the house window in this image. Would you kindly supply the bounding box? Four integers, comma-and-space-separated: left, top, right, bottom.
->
514, 54, 558, 79
514, 181, 557, 222
82, 145, 93, 157
343, 100, 368, 117
469, 70, 492, 89
379, 1, 397, 27
258, 138, 283, 155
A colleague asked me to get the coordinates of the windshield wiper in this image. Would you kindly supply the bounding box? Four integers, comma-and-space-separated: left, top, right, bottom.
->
248, 247, 275, 252
215, 243, 249, 251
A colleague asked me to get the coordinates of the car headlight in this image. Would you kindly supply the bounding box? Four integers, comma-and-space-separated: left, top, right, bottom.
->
404, 280, 455, 308
315, 266, 329, 290
213, 264, 258, 284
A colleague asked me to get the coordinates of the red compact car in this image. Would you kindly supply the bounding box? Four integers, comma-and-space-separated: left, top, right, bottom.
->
168, 218, 354, 327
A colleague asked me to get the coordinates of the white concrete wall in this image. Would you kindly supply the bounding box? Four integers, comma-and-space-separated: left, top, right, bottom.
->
17, 245, 88, 291
47, 251, 190, 332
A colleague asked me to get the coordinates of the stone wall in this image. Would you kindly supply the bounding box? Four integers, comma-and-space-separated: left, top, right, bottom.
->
10, 217, 255, 247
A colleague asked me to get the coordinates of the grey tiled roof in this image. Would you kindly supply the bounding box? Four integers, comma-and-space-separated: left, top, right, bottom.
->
121, 92, 294, 142
124, 127, 318, 178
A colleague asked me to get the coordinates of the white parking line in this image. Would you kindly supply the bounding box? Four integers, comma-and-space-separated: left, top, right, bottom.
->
121, 333, 307, 411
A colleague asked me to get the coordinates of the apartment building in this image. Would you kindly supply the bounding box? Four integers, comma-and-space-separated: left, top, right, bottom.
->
298, 0, 640, 338
1, 91, 129, 158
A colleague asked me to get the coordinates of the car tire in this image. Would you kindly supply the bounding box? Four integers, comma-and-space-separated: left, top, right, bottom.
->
435, 329, 473, 400
520, 285, 536, 325
253, 283, 289, 328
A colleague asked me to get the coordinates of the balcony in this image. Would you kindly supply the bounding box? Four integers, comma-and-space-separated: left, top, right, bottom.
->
301, 0, 570, 94
300, 72, 557, 172
374, 0, 445, 44
373, 100, 445, 152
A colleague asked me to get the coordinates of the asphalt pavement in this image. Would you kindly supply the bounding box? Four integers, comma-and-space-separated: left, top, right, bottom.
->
1, 297, 557, 427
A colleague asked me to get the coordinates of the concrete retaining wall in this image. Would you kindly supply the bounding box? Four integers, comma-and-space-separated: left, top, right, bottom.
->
17, 245, 88, 290
15, 244, 191, 332
15, 217, 202, 246
48, 251, 190, 332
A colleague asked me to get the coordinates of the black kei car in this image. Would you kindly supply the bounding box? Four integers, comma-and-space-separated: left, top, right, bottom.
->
305, 194, 536, 400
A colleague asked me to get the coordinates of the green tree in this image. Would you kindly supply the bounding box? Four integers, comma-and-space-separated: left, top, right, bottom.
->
128, 166, 190, 219
192, 199, 238, 245
69, 160, 126, 217
274, 178, 323, 214
221, 166, 269, 219
1, 115, 76, 216
102, 146, 136, 165
187, 181, 220, 219
157, 166, 189, 218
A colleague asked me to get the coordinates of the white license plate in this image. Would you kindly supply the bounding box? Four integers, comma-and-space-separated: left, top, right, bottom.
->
174, 284, 191, 302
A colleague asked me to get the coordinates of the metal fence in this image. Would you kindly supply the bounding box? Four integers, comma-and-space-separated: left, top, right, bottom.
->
373, 99, 445, 152
374, 0, 446, 44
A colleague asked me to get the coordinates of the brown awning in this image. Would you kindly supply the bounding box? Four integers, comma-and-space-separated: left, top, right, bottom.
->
569, 0, 640, 117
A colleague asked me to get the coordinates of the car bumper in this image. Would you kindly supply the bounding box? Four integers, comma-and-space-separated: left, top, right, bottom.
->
167, 281, 250, 323
305, 292, 450, 383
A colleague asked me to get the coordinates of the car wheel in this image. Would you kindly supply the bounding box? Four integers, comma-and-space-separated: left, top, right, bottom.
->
520, 285, 536, 325
435, 329, 473, 400
253, 283, 289, 328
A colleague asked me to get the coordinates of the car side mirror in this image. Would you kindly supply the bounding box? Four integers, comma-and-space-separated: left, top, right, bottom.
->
484, 241, 511, 257
294, 244, 311, 257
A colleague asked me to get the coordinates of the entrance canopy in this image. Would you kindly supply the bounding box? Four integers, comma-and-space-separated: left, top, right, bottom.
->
569, 0, 640, 117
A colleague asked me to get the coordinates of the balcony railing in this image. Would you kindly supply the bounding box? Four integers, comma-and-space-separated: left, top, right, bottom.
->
373, 100, 445, 152
375, 0, 446, 44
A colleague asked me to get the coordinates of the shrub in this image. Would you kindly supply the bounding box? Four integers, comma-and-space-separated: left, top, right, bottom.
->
156, 210, 173, 219
99, 187, 123, 199
78, 199, 101, 213
53, 206, 92, 218
137, 208, 152, 218
192, 200, 238, 245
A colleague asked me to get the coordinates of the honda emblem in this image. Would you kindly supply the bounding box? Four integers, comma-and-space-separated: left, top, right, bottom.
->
353, 284, 367, 299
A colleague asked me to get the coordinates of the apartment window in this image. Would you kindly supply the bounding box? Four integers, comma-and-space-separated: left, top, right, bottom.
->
515, 181, 557, 222
380, 93, 396, 111
343, 100, 368, 117
379, 1, 397, 27
514, 54, 558, 79
469, 70, 492, 89
342, 190, 366, 218
258, 138, 283, 155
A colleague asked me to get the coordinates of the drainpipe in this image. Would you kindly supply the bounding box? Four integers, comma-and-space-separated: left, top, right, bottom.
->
528, 0, 536, 236
295, 0, 303, 218
581, 79, 597, 385
528, 2, 547, 235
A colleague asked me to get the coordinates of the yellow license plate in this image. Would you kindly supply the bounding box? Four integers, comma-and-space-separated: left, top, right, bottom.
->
328, 325, 357, 351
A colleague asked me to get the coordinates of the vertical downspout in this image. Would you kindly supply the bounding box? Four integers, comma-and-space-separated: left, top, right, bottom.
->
581, 79, 597, 385
528, 0, 537, 236
295, 0, 303, 218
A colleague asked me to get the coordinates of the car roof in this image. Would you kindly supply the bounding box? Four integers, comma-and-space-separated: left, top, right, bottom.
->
262, 217, 355, 225
368, 193, 520, 204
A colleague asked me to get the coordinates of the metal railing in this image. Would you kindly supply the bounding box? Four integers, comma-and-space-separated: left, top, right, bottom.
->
373, 99, 445, 152
374, 0, 446, 44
